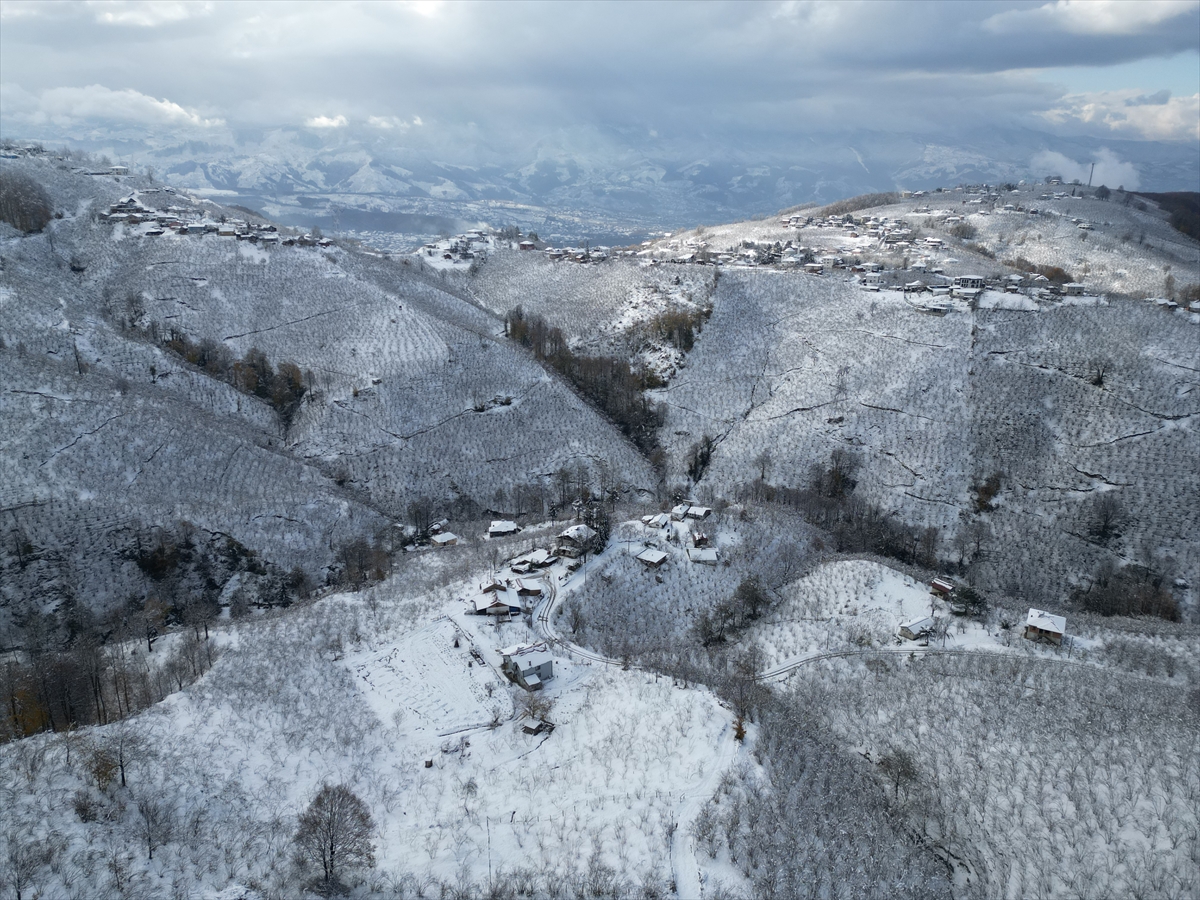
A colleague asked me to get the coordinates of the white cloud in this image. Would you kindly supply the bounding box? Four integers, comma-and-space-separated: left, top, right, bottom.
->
986, 0, 1198, 35
85, 1, 213, 27
1030, 148, 1142, 189
306, 115, 348, 128
367, 115, 422, 129
37, 84, 223, 128
1043, 89, 1200, 140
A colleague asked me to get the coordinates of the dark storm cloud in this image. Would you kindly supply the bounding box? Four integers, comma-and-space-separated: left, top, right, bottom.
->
2, 0, 1197, 148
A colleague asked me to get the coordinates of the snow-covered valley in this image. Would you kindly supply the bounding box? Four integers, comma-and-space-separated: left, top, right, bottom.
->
2, 150, 1198, 900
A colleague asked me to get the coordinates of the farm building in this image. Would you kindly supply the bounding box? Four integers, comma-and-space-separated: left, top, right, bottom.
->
636, 548, 668, 568
930, 578, 956, 597
1024, 608, 1066, 645
511, 579, 544, 598
899, 617, 935, 640
488, 520, 521, 537
500, 643, 554, 690
430, 532, 459, 548
556, 524, 598, 558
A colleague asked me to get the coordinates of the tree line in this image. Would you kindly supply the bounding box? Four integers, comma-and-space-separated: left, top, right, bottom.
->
504, 307, 665, 461
160, 328, 312, 432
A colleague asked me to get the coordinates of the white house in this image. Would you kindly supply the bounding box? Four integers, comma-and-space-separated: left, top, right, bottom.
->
1023, 608, 1066, 645
488, 520, 521, 537
899, 616, 935, 640
1062, 283, 1085, 296
687, 547, 718, 565
636, 548, 668, 568
500, 643, 554, 690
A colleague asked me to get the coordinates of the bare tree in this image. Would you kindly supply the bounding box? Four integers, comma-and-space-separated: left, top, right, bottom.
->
136, 795, 173, 860
879, 747, 918, 801
293, 783, 376, 886
1, 830, 50, 900
1089, 493, 1124, 544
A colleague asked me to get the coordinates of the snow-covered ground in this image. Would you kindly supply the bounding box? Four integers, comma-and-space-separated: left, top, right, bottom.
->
0, 562, 738, 897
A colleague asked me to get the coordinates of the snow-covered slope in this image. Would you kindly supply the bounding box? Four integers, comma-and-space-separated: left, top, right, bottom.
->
0, 156, 654, 635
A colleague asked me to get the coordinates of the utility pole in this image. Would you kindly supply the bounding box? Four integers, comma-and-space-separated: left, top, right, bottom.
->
1088, 162, 1095, 187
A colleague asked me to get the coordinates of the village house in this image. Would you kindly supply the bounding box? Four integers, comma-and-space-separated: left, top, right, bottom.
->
500, 643, 554, 691
488, 520, 521, 538
473, 582, 521, 616
1063, 283, 1086, 296
687, 547, 718, 565
899, 616, 935, 640
556, 524, 597, 559
430, 532, 458, 548
636, 548, 668, 568
1024, 608, 1066, 645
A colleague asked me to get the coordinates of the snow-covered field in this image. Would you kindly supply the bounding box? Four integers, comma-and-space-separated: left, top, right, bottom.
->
0, 565, 738, 897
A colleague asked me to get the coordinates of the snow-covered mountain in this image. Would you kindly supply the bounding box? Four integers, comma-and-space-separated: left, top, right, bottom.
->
33, 124, 1200, 249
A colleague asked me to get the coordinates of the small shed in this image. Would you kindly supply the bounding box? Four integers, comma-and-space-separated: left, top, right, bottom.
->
930, 578, 956, 597
899, 616, 935, 640
511, 579, 544, 598
431, 532, 459, 548
500, 643, 554, 690
636, 548, 668, 569
1024, 608, 1066, 645
488, 520, 521, 538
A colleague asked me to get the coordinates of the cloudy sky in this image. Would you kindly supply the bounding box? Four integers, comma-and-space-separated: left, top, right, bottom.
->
2, 0, 1197, 161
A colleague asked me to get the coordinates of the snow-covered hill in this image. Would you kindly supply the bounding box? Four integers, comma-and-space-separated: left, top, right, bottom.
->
0, 155, 654, 638
464, 184, 1199, 620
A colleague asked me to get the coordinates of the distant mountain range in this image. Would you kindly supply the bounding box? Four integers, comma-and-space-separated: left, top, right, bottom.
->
25, 124, 1200, 247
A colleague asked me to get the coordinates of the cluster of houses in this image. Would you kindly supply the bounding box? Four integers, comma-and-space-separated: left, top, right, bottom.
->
420, 231, 490, 264
541, 245, 612, 263
98, 194, 332, 247
636, 503, 718, 567
897, 578, 1067, 646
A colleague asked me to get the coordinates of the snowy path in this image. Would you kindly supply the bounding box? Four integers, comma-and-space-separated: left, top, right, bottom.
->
670, 721, 741, 900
